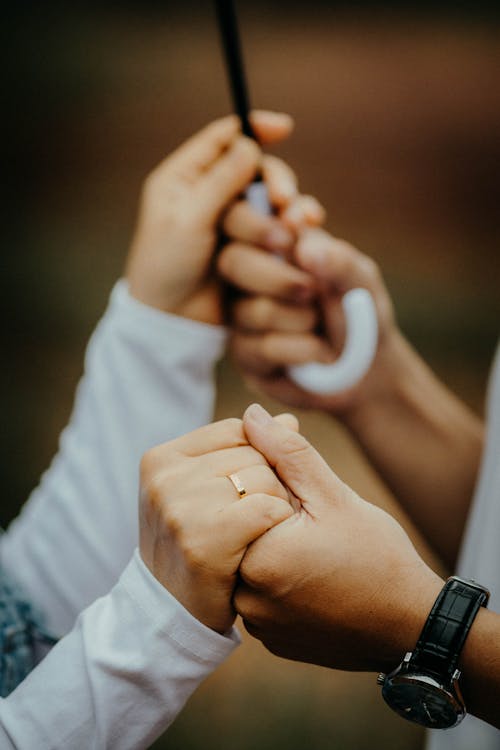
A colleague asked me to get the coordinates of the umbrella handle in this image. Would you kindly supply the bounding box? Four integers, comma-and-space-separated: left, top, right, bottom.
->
244, 180, 379, 395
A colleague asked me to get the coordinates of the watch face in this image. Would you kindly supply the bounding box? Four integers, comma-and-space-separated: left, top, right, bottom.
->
382, 675, 464, 729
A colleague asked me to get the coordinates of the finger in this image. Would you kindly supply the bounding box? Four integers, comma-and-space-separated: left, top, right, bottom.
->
169, 463, 290, 510
294, 228, 392, 350
222, 465, 290, 504
194, 444, 267, 473
222, 201, 295, 254
192, 420, 297, 477
148, 414, 295, 462
261, 154, 298, 208
221, 493, 294, 554
274, 412, 300, 432
232, 296, 318, 333
230, 331, 334, 376
281, 195, 326, 232
217, 243, 316, 303
233, 583, 277, 625
157, 418, 247, 458
250, 110, 294, 145
243, 403, 347, 507
165, 115, 240, 180
295, 228, 381, 296
197, 136, 261, 218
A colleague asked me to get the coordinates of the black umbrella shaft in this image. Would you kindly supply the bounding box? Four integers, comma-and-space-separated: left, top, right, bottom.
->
215, 0, 256, 139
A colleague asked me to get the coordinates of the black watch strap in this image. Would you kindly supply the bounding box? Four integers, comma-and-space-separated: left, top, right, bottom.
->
409, 576, 490, 682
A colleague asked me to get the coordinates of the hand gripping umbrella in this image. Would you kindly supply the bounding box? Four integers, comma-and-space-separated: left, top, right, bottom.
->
214, 0, 378, 395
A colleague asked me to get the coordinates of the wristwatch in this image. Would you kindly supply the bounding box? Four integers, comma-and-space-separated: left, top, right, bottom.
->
377, 575, 490, 729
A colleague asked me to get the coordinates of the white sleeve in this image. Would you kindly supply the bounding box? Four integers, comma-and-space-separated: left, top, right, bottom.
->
0, 281, 227, 636
0, 550, 240, 750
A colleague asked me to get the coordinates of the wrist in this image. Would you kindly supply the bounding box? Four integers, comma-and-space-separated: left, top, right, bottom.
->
334, 328, 418, 430
127, 275, 223, 326
377, 567, 445, 672
378, 575, 493, 729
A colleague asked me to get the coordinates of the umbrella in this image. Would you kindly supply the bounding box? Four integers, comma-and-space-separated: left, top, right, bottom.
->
214, 0, 378, 395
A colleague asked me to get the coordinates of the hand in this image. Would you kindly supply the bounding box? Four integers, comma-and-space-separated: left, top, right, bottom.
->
220, 225, 402, 416
233, 403, 444, 672
139, 415, 296, 633
126, 110, 294, 324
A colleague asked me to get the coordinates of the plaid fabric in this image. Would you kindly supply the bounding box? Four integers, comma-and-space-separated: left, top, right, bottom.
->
0, 567, 57, 697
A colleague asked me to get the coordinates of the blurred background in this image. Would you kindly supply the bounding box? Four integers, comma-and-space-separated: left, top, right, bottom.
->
2, 1, 499, 748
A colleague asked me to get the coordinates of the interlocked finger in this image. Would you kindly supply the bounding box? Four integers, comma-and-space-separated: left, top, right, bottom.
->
223, 464, 290, 505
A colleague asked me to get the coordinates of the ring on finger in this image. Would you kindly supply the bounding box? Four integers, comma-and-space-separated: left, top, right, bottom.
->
226, 472, 248, 499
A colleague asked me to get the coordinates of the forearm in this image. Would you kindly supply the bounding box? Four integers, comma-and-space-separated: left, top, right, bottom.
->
0, 552, 238, 750
1, 282, 226, 636
341, 331, 484, 568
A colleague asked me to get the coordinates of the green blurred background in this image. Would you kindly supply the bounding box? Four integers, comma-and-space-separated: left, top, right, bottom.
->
2, 2, 499, 748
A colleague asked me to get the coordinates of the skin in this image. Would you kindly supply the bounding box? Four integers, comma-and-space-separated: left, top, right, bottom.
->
138, 414, 296, 634
218, 222, 484, 568
125, 110, 324, 326
233, 403, 500, 730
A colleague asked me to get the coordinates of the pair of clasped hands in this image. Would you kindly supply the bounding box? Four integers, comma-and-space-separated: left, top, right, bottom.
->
129, 111, 443, 673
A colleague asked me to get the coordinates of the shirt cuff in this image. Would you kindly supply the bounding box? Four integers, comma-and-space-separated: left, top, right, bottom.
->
108, 280, 228, 365
119, 550, 241, 666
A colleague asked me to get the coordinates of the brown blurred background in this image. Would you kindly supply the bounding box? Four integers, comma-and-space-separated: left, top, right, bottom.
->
2, 2, 500, 748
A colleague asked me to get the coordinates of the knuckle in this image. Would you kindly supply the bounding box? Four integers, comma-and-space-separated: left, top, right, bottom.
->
231, 298, 249, 327
216, 244, 236, 279
281, 431, 310, 459
252, 297, 275, 329
234, 593, 264, 627
240, 542, 281, 591
359, 255, 380, 282
140, 441, 177, 476
258, 467, 286, 498
140, 470, 168, 526
220, 417, 245, 443
139, 446, 164, 484
259, 333, 279, 362
181, 537, 206, 569
250, 493, 282, 524
230, 137, 260, 173
240, 557, 268, 590
238, 136, 260, 161
222, 417, 244, 432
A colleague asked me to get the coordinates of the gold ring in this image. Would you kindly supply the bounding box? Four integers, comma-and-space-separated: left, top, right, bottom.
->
227, 473, 247, 499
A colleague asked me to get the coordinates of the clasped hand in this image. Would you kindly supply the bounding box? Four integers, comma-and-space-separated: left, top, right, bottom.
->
139, 403, 443, 674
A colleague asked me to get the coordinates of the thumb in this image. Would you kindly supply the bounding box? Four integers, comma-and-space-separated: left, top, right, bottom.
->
243, 403, 344, 506
198, 136, 261, 219
199, 110, 294, 221
273, 412, 300, 432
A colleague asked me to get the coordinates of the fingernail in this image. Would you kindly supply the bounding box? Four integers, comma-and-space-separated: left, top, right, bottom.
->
304, 198, 326, 222
246, 403, 273, 425
260, 111, 294, 128
264, 225, 294, 251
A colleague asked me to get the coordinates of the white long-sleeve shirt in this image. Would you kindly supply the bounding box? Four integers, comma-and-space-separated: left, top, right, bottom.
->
427, 344, 500, 748
0, 282, 238, 748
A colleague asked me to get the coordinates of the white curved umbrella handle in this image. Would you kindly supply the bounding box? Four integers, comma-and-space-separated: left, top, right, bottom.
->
245, 181, 379, 395
288, 288, 378, 394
